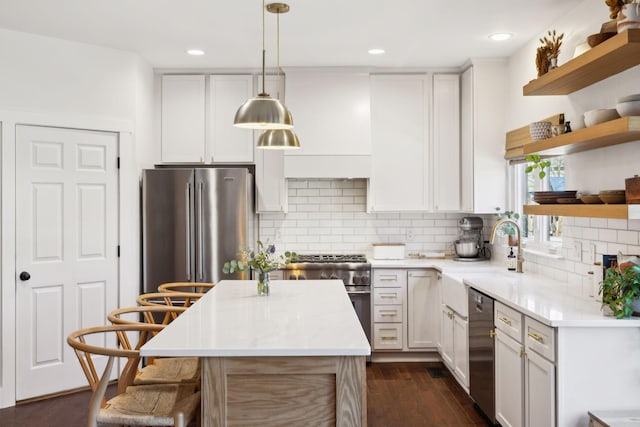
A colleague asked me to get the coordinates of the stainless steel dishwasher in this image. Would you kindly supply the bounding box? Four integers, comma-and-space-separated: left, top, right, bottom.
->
468, 287, 497, 425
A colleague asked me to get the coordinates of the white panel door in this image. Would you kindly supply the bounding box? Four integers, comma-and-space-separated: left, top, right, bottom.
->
525, 350, 555, 427
495, 329, 524, 427
407, 270, 438, 349
452, 313, 469, 388
208, 74, 254, 162
15, 125, 119, 400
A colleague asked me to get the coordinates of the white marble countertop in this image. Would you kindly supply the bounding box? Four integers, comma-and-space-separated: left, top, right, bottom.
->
140, 280, 371, 357
371, 258, 640, 328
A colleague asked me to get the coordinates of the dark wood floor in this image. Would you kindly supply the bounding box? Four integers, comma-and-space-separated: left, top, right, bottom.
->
0, 362, 489, 427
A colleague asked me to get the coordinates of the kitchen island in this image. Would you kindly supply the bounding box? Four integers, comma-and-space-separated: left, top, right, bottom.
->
140, 279, 370, 427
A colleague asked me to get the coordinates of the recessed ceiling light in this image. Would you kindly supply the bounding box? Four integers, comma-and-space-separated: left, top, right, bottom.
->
187, 49, 205, 56
488, 33, 513, 41
368, 48, 385, 55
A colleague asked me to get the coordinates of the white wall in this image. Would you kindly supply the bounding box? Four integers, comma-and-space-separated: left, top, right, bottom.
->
0, 28, 154, 407
504, 0, 640, 290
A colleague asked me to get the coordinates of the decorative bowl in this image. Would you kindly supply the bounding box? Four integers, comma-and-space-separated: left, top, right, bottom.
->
599, 190, 626, 204
616, 100, 640, 117
587, 32, 616, 48
584, 109, 620, 127
557, 197, 583, 204
580, 194, 603, 204
618, 94, 640, 103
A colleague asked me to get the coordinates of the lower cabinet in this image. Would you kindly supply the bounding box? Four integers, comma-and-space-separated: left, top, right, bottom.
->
440, 304, 469, 388
494, 301, 556, 427
372, 268, 438, 352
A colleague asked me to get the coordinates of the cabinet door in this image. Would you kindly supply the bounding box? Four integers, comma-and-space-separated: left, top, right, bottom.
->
460, 67, 474, 212
452, 313, 469, 388
495, 329, 524, 427
373, 323, 403, 350
432, 74, 461, 211
525, 350, 555, 427
161, 75, 206, 163
255, 75, 287, 212
407, 270, 438, 349
208, 75, 254, 162
440, 305, 454, 368
370, 74, 431, 211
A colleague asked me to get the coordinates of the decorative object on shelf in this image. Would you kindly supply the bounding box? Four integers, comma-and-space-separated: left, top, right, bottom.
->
625, 175, 640, 203
257, 3, 301, 149
581, 194, 604, 204
599, 189, 627, 204
223, 240, 296, 296
536, 30, 564, 75
529, 121, 552, 141
564, 121, 572, 133
525, 154, 552, 179
587, 32, 617, 47
494, 208, 521, 246
532, 190, 578, 204
606, 0, 633, 20
599, 253, 640, 318
616, 0, 640, 32
616, 94, 640, 116
233, 0, 293, 130
551, 124, 566, 137
583, 108, 620, 127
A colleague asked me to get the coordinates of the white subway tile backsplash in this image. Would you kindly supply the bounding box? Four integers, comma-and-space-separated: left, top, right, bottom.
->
574, 217, 590, 227
617, 230, 639, 245
590, 218, 608, 228
608, 219, 628, 230
598, 228, 617, 242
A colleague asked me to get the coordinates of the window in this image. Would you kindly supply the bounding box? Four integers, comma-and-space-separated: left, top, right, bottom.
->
514, 156, 565, 246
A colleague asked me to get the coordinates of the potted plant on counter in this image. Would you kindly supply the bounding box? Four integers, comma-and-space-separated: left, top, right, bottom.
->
600, 258, 640, 318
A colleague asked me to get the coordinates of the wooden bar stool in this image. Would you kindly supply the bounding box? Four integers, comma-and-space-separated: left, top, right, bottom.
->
67, 324, 200, 427
136, 291, 203, 308
158, 281, 215, 294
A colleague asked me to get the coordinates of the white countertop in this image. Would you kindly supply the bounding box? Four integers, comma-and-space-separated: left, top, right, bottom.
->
140, 280, 371, 357
371, 257, 640, 328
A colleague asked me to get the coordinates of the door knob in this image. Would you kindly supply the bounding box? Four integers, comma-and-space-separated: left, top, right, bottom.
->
19, 271, 31, 281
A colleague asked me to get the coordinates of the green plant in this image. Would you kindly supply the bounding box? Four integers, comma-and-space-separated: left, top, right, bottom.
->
495, 208, 521, 237
525, 154, 551, 179
600, 262, 640, 318
223, 240, 296, 274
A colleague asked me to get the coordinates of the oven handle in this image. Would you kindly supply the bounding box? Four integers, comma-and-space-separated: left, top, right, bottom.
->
347, 290, 371, 295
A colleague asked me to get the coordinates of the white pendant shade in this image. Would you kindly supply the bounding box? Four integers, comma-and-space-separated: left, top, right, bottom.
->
233, 93, 293, 129
257, 128, 301, 149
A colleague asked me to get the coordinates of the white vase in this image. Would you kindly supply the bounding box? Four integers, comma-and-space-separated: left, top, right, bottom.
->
618, 2, 640, 33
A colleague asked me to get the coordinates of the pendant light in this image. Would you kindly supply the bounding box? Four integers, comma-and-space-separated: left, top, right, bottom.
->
257, 2, 301, 149
233, 0, 293, 129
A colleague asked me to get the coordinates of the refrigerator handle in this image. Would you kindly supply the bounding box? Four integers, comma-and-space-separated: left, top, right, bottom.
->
197, 181, 204, 281
186, 182, 192, 281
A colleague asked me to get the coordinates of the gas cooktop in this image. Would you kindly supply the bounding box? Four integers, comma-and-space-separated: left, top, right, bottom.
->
290, 254, 368, 263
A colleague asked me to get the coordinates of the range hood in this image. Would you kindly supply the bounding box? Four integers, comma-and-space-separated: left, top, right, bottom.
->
284, 154, 371, 179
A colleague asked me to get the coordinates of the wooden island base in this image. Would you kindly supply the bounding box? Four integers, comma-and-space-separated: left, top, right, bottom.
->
202, 355, 366, 427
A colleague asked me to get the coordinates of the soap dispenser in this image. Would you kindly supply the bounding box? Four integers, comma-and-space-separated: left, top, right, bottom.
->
507, 247, 516, 271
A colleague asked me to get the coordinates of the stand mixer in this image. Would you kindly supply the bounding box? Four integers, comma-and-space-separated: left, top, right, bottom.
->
454, 217, 490, 261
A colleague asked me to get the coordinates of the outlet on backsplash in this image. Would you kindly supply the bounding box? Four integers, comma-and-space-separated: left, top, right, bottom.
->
405, 228, 414, 242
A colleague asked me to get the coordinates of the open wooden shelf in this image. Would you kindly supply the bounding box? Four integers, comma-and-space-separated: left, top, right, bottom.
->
524, 204, 640, 219
520, 116, 640, 156
523, 29, 640, 96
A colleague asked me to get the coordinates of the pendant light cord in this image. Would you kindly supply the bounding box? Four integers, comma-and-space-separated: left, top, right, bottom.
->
276, 9, 281, 98
260, 0, 266, 96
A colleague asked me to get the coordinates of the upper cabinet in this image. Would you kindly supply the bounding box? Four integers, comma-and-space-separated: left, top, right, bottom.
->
283, 70, 371, 178
523, 29, 640, 96
160, 74, 254, 164
461, 59, 508, 213
161, 75, 206, 163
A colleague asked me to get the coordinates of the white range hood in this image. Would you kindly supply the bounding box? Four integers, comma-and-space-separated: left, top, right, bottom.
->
284, 154, 371, 178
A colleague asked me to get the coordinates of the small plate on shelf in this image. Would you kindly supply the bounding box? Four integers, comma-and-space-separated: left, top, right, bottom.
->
557, 197, 583, 204
598, 190, 626, 204
580, 194, 603, 204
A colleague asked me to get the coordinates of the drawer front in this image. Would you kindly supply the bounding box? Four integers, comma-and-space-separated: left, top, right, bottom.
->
373, 323, 403, 350
494, 301, 523, 342
374, 305, 403, 323
373, 288, 404, 305
373, 269, 406, 288
525, 316, 555, 362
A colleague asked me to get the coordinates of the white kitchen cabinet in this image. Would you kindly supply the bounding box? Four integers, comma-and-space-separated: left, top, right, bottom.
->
160, 74, 254, 164
208, 74, 254, 163
439, 273, 469, 390
460, 60, 507, 213
407, 270, 438, 349
495, 328, 524, 427
254, 75, 287, 212
370, 74, 431, 211
440, 305, 455, 366
432, 74, 461, 211
161, 75, 206, 163
452, 313, 469, 386
283, 70, 371, 178
525, 348, 555, 427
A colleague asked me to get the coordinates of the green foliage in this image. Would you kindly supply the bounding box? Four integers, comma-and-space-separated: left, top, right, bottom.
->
600, 263, 640, 319
223, 240, 296, 274
525, 154, 552, 179
495, 207, 521, 236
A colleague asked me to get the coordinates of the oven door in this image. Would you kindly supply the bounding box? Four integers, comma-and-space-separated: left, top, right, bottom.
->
346, 286, 371, 348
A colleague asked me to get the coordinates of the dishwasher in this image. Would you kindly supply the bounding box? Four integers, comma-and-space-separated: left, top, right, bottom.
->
468, 287, 497, 425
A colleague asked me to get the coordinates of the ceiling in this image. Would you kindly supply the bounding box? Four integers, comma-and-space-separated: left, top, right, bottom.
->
0, 0, 584, 69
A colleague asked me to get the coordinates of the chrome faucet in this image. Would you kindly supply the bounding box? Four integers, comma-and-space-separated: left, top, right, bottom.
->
489, 218, 524, 273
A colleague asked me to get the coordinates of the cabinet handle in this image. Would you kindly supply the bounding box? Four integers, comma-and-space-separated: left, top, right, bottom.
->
448, 312, 454, 319
519, 347, 527, 358
489, 329, 496, 338
380, 294, 396, 299
380, 336, 396, 341
498, 316, 512, 326
380, 276, 397, 281
527, 332, 544, 343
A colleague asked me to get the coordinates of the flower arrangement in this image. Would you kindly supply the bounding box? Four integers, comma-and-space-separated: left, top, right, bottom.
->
600, 258, 640, 318
606, 0, 636, 19
536, 30, 564, 76
223, 240, 296, 275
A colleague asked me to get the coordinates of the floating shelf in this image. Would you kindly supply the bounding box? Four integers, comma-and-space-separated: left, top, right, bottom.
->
520, 116, 640, 156
523, 204, 640, 219
523, 29, 640, 96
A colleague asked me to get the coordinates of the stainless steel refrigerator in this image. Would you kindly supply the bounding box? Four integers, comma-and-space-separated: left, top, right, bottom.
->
142, 167, 255, 293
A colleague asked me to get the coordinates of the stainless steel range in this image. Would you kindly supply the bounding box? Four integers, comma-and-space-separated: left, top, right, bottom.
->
284, 254, 371, 345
